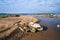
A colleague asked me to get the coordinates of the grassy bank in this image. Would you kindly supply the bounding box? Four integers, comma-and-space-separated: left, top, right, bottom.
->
0, 14, 10, 18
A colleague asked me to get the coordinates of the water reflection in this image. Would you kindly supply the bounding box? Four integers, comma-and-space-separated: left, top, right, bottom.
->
35, 16, 60, 31
41, 25, 48, 31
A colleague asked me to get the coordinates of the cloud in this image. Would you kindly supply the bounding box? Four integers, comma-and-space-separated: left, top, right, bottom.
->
0, 0, 60, 13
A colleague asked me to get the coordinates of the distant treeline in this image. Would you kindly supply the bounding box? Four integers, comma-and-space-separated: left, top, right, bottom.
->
0, 13, 10, 18
0, 13, 20, 18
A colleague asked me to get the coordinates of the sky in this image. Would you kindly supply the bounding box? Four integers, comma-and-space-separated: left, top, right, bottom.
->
0, 0, 60, 14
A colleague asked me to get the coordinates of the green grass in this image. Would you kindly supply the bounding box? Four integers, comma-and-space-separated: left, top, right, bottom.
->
0, 14, 10, 18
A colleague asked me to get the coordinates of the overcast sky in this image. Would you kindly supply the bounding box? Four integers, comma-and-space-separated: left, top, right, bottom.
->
0, 0, 60, 14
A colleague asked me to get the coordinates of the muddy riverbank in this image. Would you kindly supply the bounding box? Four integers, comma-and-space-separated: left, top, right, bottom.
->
0, 15, 60, 40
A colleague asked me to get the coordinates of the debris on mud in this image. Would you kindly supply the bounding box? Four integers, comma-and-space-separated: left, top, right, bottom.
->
15, 21, 43, 32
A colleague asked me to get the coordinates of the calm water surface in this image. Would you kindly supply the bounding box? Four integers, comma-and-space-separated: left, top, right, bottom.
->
35, 16, 60, 30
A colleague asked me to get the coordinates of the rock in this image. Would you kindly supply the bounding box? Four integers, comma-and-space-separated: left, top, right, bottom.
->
30, 27, 36, 32
18, 21, 43, 32
19, 27, 25, 32
28, 22, 41, 28
23, 27, 30, 32
28, 22, 43, 32
19, 21, 28, 27
18, 21, 29, 32
37, 27, 43, 31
